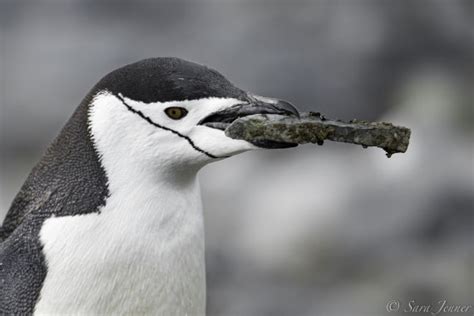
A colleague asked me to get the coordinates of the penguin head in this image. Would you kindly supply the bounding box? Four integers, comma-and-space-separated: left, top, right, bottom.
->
87, 58, 299, 172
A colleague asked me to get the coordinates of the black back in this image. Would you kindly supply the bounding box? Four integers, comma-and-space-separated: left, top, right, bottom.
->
0, 57, 247, 313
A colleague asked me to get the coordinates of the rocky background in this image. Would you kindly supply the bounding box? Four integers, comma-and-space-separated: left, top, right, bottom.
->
1, 1, 472, 315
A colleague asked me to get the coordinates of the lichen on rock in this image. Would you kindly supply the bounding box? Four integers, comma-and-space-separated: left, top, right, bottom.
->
225, 113, 411, 157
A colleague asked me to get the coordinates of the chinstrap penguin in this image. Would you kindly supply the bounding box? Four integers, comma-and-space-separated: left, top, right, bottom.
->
0, 57, 299, 315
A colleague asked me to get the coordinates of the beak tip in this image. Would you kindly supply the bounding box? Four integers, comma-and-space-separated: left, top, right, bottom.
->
276, 100, 300, 118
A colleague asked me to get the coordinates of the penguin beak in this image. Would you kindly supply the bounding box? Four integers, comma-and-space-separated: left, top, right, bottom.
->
198, 97, 300, 148
198, 98, 299, 130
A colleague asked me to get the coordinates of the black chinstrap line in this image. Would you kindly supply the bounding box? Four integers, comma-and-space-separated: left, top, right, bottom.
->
115, 93, 223, 159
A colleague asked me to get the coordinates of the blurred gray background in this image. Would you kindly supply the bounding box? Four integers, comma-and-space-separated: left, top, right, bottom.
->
1, 0, 473, 315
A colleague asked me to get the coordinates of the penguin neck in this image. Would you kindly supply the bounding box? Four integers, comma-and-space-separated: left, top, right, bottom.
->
36, 151, 207, 315
101, 157, 203, 229
109, 159, 201, 195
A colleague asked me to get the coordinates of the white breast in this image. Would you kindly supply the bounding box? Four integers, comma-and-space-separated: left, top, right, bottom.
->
35, 179, 206, 315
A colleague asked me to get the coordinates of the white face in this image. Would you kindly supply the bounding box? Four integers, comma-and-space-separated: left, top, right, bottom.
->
88, 91, 257, 175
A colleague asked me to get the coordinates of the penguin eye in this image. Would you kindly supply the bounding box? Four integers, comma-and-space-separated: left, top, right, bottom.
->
164, 107, 188, 120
